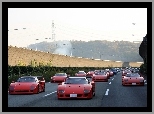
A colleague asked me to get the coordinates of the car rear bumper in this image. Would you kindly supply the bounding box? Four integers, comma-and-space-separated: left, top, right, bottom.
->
9, 90, 36, 94
93, 79, 108, 82
57, 93, 92, 99
123, 82, 144, 86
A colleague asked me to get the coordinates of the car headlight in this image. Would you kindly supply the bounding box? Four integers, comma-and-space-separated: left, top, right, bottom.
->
30, 85, 36, 90
58, 90, 65, 93
9, 86, 15, 90
84, 89, 90, 93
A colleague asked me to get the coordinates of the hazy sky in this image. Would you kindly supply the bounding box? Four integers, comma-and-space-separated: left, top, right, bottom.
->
8, 8, 147, 47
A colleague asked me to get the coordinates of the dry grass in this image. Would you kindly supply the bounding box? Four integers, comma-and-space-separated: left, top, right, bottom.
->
8, 46, 143, 67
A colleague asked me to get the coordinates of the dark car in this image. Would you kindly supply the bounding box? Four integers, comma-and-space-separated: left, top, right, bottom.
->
110, 69, 118, 75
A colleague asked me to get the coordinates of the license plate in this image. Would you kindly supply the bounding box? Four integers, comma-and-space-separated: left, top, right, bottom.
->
132, 83, 136, 85
70, 94, 77, 97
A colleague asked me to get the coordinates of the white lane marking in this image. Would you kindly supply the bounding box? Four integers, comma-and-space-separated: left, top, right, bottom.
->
43, 91, 57, 97
145, 83, 147, 85
109, 82, 111, 84
112, 78, 114, 80
144, 80, 146, 82
48, 82, 50, 83
105, 89, 109, 95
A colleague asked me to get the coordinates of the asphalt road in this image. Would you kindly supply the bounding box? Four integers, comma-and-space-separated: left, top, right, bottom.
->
8, 72, 147, 107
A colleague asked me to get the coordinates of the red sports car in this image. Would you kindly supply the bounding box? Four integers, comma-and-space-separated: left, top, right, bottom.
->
9, 76, 45, 95
86, 71, 94, 77
122, 73, 144, 86
109, 70, 114, 77
51, 73, 68, 83
94, 70, 101, 73
57, 77, 95, 99
122, 70, 132, 77
75, 71, 86, 76
92, 72, 108, 82
104, 70, 110, 79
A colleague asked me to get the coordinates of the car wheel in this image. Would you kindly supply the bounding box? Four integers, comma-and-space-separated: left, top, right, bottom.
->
43, 84, 45, 92
89, 90, 93, 99
37, 85, 40, 94
93, 91, 95, 96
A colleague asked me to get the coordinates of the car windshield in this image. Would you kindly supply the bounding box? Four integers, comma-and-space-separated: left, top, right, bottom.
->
17, 77, 35, 82
65, 78, 88, 84
78, 72, 85, 74
126, 73, 140, 77
55, 73, 66, 76
95, 72, 106, 75
111, 69, 116, 71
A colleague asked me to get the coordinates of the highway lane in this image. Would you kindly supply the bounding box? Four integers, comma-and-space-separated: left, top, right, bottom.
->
8, 82, 58, 107
8, 72, 147, 107
18, 79, 111, 107
101, 72, 147, 107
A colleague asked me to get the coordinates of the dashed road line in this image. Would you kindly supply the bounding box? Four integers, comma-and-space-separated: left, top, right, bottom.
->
145, 83, 147, 85
144, 80, 146, 82
109, 82, 111, 84
43, 91, 57, 97
112, 78, 114, 80
105, 89, 109, 95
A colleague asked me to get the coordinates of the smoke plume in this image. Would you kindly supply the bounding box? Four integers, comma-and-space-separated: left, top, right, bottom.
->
53, 40, 72, 56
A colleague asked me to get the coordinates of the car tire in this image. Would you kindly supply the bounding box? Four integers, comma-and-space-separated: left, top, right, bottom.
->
93, 91, 95, 96
37, 85, 40, 94
42, 84, 45, 92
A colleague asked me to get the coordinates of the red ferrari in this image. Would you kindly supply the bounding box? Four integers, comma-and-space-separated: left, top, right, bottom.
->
109, 70, 114, 77
92, 72, 108, 82
122, 73, 144, 86
122, 70, 132, 77
51, 73, 68, 83
86, 71, 94, 77
9, 76, 45, 95
57, 77, 95, 99
101, 70, 110, 79
75, 71, 86, 76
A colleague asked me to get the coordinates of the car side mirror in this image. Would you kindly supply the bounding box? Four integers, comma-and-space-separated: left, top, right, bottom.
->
12, 81, 15, 83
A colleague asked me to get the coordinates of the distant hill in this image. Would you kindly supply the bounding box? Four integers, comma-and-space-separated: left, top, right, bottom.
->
27, 40, 143, 62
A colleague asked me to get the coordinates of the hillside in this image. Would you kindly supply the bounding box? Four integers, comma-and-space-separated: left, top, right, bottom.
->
27, 40, 143, 62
